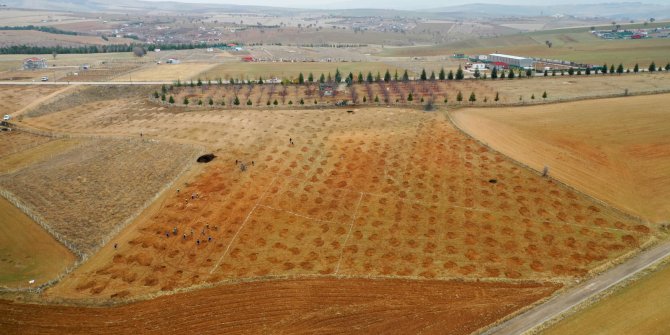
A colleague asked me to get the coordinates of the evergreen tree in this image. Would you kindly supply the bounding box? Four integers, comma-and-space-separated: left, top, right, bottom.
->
197, 78, 202, 86
617, 63, 624, 74
335, 68, 342, 83
456, 91, 463, 102
273, 99, 278, 105
531, 93, 535, 100
183, 97, 189, 105
526, 68, 532, 77
198, 100, 203, 105
602, 63, 608, 74
542, 91, 547, 99
568, 68, 574, 75
610, 64, 615, 73
246, 99, 252, 106
267, 100, 271, 106
375, 72, 381, 82
327, 72, 332, 82
469, 92, 476, 103
634, 63, 640, 73
494, 92, 499, 102
161, 94, 166, 102
444, 96, 448, 103
298, 72, 304, 84
209, 97, 213, 105
500, 70, 506, 79
585, 68, 591, 75
258, 76, 264, 84
491, 67, 498, 79
407, 92, 413, 102
161, 84, 167, 94
474, 68, 480, 78
233, 96, 240, 105
319, 73, 325, 83
544, 69, 548, 76
348, 72, 354, 83
358, 72, 364, 83
649, 61, 656, 72
374, 95, 379, 103
394, 69, 399, 81
552, 69, 557, 76
384, 69, 391, 82
420, 97, 424, 103
430, 71, 436, 81
153, 91, 160, 99
666, 63, 670, 71
308, 72, 314, 82
447, 70, 454, 80
288, 100, 293, 105
367, 72, 373, 83
420, 68, 427, 81
455, 65, 464, 80
508, 70, 515, 79
402, 70, 409, 82
300, 98, 304, 105
439, 68, 446, 80
169, 95, 174, 104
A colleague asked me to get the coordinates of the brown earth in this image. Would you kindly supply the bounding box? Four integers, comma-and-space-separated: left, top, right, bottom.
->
1, 277, 559, 335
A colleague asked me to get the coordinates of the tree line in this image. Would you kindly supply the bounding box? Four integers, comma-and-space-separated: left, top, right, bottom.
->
0, 42, 240, 55
0, 25, 79, 36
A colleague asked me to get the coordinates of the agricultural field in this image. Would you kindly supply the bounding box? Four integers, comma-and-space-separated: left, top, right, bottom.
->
14, 86, 648, 302
0, 131, 53, 158
0, 86, 63, 115
0, 196, 75, 288
0, 30, 135, 48
117, 63, 218, 82
4, 278, 558, 334
543, 261, 670, 335
198, 61, 411, 82
452, 93, 670, 223
0, 139, 200, 257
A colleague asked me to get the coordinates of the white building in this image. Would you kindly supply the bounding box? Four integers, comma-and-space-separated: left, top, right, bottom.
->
488, 53, 534, 69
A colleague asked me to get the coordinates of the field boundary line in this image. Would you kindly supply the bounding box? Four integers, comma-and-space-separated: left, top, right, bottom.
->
334, 192, 364, 275
209, 174, 279, 274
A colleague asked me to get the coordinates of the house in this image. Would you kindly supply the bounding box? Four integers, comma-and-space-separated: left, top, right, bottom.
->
23, 57, 47, 70
471, 63, 487, 70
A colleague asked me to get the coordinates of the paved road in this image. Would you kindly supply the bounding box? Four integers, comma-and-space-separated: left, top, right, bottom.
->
482, 241, 670, 335
0, 81, 171, 85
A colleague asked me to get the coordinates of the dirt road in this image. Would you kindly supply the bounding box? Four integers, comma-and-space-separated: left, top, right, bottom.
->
482, 241, 670, 335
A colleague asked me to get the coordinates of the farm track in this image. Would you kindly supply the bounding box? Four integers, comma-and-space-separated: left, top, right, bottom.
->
483, 240, 670, 335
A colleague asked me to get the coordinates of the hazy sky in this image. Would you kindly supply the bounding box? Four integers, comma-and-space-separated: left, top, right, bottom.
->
144, 0, 667, 9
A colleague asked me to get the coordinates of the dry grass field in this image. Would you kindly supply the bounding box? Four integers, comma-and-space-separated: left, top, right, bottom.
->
0, 196, 75, 288
0, 139, 199, 257
116, 63, 218, 82
543, 261, 670, 335
0, 86, 63, 115
0, 131, 53, 158
452, 93, 670, 223
17, 89, 648, 302
199, 62, 411, 82
0, 138, 81, 174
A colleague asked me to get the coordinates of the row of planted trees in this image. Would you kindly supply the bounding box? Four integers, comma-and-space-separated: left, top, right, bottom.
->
175, 61, 669, 88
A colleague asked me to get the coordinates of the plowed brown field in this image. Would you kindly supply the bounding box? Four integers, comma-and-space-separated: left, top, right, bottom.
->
2, 278, 559, 335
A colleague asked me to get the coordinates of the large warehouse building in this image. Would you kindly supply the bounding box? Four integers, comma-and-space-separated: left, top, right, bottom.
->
488, 53, 534, 69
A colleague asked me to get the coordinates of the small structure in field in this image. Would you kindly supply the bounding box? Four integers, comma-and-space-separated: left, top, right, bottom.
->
320, 83, 336, 96
166, 58, 181, 64
23, 57, 47, 70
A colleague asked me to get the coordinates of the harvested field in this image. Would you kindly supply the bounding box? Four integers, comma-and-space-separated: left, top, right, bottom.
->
161, 72, 670, 109
543, 262, 670, 335
0, 138, 81, 174
0, 139, 199, 257
0, 196, 75, 288
201, 62, 410, 82
0, 30, 135, 47
2, 277, 559, 334
0, 131, 53, 159
119, 63, 218, 82
33, 103, 649, 299
0, 86, 63, 115
452, 93, 670, 223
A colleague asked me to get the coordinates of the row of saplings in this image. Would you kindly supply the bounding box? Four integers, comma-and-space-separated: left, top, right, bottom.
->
153, 85, 550, 108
